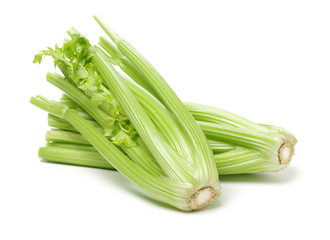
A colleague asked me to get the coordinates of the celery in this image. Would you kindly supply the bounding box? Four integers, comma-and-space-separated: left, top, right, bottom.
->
48, 70, 296, 174
44, 127, 235, 155
45, 117, 293, 174
94, 17, 219, 188
46, 129, 90, 145
46, 73, 163, 176
48, 91, 296, 174
31, 96, 199, 210
39, 143, 115, 170
93, 18, 296, 170
43, 39, 296, 174
39, 142, 267, 175
32, 17, 297, 211
33, 22, 221, 210
51, 66, 296, 173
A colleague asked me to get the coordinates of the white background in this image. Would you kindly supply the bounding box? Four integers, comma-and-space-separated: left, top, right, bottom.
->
1, 0, 329, 239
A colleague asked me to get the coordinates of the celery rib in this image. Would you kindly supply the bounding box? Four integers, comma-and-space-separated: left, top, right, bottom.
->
93, 49, 195, 183
31, 96, 196, 211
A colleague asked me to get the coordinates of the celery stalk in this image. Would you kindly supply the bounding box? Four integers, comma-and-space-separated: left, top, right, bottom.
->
94, 17, 220, 192
31, 96, 198, 211
39, 143, 115, 170
39, 142, 272, 175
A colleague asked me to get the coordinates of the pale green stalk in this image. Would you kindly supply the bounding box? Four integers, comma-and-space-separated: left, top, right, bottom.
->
93, 49, 196, 184
45, 120, 288, 174
185, 103, 267, 132
39, 142, 272, 175
39, 143, 115, 170
46, 129, 90, 145
31, 96, 196, 211
94, 17, 219, 191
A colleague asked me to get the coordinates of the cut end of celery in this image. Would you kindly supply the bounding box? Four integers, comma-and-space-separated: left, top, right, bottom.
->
190, 187, 215, 210
278, 142, 293, 164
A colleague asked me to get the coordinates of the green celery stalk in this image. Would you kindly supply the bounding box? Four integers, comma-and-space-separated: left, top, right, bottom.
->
39, 143, 115, 170
90, 40, 220, 208
94, 17, 219, 191
185, 102, 267, 131
46, 129, 90, 145
45, 121, 289, 174
92, 50, 197, 183
39, 142, 269, 175
31, 96, 198, 211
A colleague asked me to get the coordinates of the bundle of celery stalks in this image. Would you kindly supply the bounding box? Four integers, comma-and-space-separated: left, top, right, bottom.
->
31, 16, 297, 211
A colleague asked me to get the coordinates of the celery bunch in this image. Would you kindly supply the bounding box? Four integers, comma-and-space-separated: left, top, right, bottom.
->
31, 17, 297, 211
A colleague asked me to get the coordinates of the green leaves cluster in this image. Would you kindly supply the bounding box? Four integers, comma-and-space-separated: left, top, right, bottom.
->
34, 34, 137, 147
